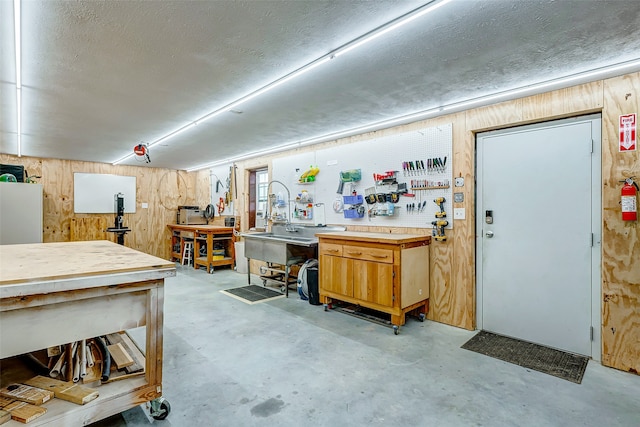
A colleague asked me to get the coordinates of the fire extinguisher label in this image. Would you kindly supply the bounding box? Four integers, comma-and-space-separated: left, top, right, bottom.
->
621, 195, 637, 212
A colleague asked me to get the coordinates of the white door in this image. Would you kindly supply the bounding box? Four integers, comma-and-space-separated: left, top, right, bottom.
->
476, 115, 601, 357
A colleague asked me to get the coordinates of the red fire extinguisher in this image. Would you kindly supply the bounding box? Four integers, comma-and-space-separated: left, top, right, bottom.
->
621, 178, 639, 221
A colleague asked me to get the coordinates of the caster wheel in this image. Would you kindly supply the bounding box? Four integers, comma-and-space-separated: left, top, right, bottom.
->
323, 304, 328, 312
393, 325, 399, 335
262, 279, 267, 286
209, 268, 214, 274
280, 286, 286, 293
418, 313, 425, 322
150, 398, 171, 420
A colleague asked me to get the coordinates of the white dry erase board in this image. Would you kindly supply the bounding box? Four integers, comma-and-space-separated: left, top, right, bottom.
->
73, 173, 136, 213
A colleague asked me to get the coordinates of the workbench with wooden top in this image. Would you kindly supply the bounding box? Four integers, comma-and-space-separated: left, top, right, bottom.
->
0, 240, 175, 425
316, 231, 430, 334
167, 224, 235, 273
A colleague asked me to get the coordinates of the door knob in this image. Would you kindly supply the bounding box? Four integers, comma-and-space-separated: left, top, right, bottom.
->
485, 230, 494, 238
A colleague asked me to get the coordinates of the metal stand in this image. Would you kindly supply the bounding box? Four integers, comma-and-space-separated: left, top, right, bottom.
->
106, 193, 130, 245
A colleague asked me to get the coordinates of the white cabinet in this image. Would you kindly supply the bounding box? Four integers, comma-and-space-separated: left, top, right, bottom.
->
0, 182, 43, 244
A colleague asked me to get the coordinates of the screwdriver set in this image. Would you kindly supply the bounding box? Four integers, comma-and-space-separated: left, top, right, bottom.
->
401, 157, 447, 175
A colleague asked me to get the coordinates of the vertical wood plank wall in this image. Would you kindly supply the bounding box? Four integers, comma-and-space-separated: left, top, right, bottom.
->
602, 74, 640, 372
1, 73, 637, 373
234, 73, 639, 373
0, 155, 211, 260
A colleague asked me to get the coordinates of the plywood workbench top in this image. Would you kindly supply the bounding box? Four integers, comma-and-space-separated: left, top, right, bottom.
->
0, 240, 174, 286
315, 231, 431, 245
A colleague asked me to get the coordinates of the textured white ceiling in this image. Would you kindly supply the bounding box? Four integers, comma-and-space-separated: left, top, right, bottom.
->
1, 0, 640, 170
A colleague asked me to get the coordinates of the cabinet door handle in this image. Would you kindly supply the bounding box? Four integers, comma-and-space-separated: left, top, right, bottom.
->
347, 251, 362, 255
371, 254, 388, 259
327, 249, 339, 253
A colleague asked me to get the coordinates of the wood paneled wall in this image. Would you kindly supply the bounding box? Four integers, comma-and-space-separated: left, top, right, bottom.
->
233, 73, 639, 373
601, 74, 640, 372
0, 155, 211, 260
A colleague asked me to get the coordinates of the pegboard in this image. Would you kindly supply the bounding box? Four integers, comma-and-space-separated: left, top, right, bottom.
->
272, 124, 453, 229
272, 151, 317, 223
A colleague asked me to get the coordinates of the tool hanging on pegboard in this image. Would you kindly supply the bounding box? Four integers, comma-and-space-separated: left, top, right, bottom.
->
432, 197, 447, 241
432, 220, 448, 242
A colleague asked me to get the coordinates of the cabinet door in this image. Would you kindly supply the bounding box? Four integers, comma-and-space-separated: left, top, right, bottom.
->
352, 259, 394, 307
319, 255, 353, 297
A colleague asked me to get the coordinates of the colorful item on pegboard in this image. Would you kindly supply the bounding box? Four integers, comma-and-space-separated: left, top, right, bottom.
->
299, 165, 320, 183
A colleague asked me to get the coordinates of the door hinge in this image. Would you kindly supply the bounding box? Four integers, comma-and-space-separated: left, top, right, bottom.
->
590, 326, 594, 341
591, 233, 594, 247
392, 271, 395, 278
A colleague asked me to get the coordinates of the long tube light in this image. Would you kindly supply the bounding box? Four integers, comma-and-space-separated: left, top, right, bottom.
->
187, 57, 640, 172
112, 56, 335, 165
333, 0, 452, 58
113, 0, 452, 165
14, 0, 21, 157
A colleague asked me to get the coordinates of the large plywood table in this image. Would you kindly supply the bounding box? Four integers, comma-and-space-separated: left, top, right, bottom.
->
0, 240, 175, 426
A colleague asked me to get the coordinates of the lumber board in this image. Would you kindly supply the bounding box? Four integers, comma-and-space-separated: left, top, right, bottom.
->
23, 376, 98, 405
0, 397, 46, 424
105, 333, 145, 374
0, 384, 53, 406
106, 343, 134, 370
0, 409, 10, 425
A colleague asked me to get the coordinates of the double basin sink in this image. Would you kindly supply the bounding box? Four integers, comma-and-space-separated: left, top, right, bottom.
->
243, 224, 345, 265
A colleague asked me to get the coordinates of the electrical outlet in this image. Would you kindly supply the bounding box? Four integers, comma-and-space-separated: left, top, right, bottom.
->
454, 208, 465, 220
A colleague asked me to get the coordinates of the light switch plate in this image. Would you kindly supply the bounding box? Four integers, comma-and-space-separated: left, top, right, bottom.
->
142, 202, 149, 209
454, 208, 466, 220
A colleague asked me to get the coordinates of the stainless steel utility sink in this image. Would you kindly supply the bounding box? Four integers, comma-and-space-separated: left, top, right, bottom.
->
243, 224, 344, 264
241, 224, 346, 293
244, 232, 318, 246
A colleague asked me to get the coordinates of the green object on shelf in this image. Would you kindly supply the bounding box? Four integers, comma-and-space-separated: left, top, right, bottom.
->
0, 173, 17, 182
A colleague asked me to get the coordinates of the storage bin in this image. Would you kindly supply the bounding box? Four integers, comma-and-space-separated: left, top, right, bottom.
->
344, 209, 365, 218
343, 195, 363, 205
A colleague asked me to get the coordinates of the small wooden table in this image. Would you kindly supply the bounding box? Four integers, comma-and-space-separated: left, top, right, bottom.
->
0, 240, 175, 425
167, 225, 235, 273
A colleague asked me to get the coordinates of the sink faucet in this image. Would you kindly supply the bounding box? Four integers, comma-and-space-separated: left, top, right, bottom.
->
266, 180, 293, 230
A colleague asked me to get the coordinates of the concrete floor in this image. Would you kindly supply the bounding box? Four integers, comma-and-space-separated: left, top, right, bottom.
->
91, 264, 640, 427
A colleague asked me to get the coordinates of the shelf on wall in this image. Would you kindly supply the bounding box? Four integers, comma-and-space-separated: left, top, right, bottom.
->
410, 185, 450, 190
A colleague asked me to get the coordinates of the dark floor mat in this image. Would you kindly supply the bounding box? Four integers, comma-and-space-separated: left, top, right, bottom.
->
220, 285, 284, 304
461, 330, 589, 384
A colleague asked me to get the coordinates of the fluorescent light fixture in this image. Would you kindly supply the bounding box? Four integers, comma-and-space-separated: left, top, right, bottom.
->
222, 57, 332, 113
14, 0, 21, 157
333, 0, 453, 58
113, 0, 452, 165
186, 57, 640, 172
113, 56, 334, 164
195, 56, 332, 126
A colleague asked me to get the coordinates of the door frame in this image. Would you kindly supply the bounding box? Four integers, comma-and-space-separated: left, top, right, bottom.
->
475, 114, 602, 359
